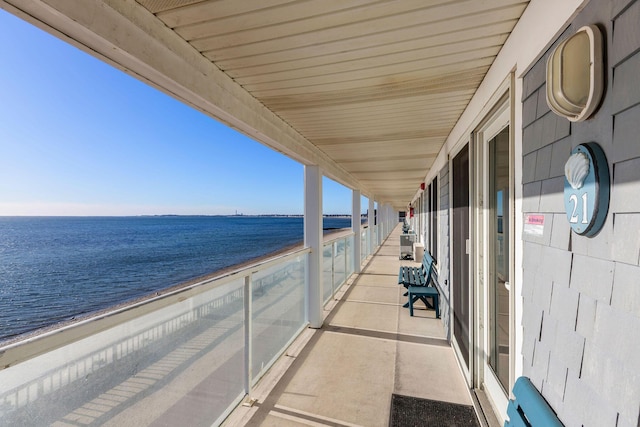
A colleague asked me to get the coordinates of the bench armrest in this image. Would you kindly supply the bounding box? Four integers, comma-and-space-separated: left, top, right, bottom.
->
504, 377, 563, 427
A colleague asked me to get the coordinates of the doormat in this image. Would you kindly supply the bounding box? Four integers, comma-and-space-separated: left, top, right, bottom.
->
389, 394, 480, 427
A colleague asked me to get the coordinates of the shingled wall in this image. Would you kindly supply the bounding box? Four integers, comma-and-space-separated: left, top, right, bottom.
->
520, 1, 640, 426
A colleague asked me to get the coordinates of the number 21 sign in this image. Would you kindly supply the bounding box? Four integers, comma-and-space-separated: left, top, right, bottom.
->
563, 142, 610, 237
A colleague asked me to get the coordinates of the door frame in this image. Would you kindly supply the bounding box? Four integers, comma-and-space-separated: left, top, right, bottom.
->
473, 86, 515, 421
449, 141, 473, 386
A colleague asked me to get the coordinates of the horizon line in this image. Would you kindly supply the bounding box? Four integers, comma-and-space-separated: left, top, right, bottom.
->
0, 213, 366, 218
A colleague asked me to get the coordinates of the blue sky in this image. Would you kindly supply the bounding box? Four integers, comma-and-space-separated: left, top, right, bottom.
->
0, 10, 363, 216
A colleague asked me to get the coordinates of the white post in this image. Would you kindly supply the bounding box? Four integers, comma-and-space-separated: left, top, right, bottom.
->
243, 275, 252, 393
375, 202, 381, 246
352, 189, 361, 273
391, 206, 395, 234
378, 203, 387, 239
382, 204, 388, 238
304, 165, 323, 328
368, 197, 375, 255
383, 204, 390, 238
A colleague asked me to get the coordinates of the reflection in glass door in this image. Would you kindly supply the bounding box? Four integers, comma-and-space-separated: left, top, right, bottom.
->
452, 146, 470, 370
488, 126, 510, 391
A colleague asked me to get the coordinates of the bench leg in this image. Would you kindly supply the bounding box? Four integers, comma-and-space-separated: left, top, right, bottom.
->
422, 295, 440, 318
418, 296, 434, 310
408, 293, 440, 318
402, 289, 411, 308
409, 292, 415, 316
408, 294, 426, 316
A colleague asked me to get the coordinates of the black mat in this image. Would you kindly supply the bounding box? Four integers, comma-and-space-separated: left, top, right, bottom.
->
389, 394, 480, 427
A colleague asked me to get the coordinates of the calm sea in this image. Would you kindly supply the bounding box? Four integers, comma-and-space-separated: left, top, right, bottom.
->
0, 215, 351, 343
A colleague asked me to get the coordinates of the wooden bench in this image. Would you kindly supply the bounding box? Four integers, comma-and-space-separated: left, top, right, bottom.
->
398, 251, 439, 317
398, 251, 434, 288
504, 377, 563, 427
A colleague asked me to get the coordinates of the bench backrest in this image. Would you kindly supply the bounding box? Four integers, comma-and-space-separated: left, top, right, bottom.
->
421, 251, 435, 285
504, 377, 563, 427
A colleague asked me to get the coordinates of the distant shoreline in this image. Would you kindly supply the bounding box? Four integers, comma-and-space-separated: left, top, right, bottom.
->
0, 214, 356, 218
144, 214, 355, 218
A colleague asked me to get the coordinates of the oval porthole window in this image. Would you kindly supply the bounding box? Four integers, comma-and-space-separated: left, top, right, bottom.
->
546, 25, 604, 122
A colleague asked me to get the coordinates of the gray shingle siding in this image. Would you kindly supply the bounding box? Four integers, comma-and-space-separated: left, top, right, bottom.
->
438, 164, 451, 339
521, 0, 640, 425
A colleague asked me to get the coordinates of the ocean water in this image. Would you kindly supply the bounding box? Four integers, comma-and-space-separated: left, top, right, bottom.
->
0, 215, 351, 343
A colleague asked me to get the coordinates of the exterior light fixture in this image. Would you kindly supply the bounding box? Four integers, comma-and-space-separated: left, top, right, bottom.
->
546, 25, 604, 122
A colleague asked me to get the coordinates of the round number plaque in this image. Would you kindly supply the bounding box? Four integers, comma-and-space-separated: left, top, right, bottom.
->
563, 142, 610, 236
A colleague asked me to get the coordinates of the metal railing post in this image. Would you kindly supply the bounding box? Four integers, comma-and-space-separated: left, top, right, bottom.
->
243, 274, 252, 395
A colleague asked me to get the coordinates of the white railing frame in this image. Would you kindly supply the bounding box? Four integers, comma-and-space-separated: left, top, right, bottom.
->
321, 231, 355, 304
0, 225, 379, 426
0, 247, 311, 371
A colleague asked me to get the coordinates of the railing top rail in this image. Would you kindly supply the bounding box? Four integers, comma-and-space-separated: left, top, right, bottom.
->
322, 229, 355, 246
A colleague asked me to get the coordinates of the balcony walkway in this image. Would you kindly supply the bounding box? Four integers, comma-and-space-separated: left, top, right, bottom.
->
226, 225, 473, 427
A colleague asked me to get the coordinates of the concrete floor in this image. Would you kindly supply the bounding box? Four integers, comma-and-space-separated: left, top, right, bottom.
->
225, 226, 473, 427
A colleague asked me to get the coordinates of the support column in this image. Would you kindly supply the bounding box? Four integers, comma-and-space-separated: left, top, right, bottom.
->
304, 165, 323, 328
376, 202, 381, 246
379, 204, 386, 240
384, 204, 390, 237
352, 189, 361, 273
369, 197, 376, 255
383, 204, 389, 237
391, 206, 396, 234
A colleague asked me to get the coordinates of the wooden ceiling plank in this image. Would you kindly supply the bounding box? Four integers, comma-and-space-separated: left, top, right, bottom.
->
240, 47, 499, 91
303, 121, 458, 139
263, 72, 486, 109
316, 138, 446, 151
253, 78, 486, 109
289, 115, 465, 132
176, 0, 451, 41
230, 34, 507, 82
221, 25, 510, 74
356, 171, 426, 180
279, 91, 473, 117
284, 109, 468, 129
282, 104, 470, 125
248, 62, 492, 98
137, 0, 204, 15
157, 0, 298, 27
320, 142, 444, 157
215, 19, 517, 72
196, 3, 526, 59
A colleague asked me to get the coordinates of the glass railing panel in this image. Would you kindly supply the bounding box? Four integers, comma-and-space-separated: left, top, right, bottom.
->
322, 243, 333, 303
363, 229, 370, 259
0, 278, 246, 427
251, 254, 306, 384
346, 235, 354, 275
333, 239, 346, 291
